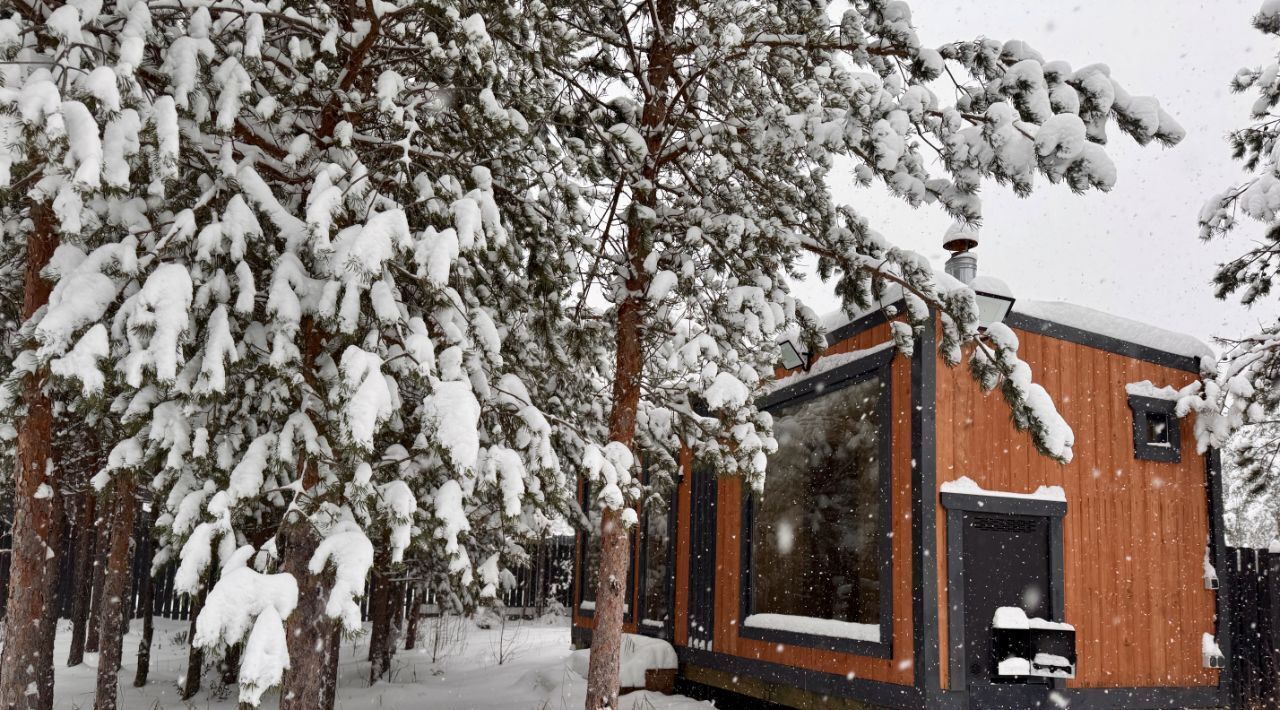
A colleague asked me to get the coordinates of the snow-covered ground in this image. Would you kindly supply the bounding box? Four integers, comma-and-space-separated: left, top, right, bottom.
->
49, 616, 712, 709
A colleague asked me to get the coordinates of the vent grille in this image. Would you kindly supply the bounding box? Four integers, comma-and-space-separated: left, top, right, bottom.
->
972, 515, 1037, 534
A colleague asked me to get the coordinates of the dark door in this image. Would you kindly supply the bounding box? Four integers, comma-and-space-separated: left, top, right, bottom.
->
687, 466, 717, 650
961, 511, 1052, 706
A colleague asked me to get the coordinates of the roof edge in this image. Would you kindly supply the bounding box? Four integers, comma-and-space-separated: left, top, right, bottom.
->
1005, 312, 1202, 374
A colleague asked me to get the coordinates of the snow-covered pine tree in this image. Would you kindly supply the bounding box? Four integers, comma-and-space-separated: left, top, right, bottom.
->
0, 2, 575, 709
524, 0, 1185, 705
0, 4, 165, 707
1193, 1, 1280, 450
1223, 419, 1280, 546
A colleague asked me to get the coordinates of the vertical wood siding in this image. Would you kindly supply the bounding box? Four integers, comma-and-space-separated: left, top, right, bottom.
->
934, 328, 1217, 689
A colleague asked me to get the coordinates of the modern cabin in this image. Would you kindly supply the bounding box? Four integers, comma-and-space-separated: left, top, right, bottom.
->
572, 251, 1228, 710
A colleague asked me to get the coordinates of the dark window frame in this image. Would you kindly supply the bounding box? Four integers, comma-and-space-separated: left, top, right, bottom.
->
574, 480, 635, 622
636, 476, 679, 639
1128, 394, 1181, 463
738, 346, 896, 659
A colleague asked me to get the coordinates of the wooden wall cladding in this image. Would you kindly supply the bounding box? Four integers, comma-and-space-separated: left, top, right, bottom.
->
709, 322, 917, 686
934, 327, 1217, 689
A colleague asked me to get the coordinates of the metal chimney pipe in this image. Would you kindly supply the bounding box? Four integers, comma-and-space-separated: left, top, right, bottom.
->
945, 251, 977, 285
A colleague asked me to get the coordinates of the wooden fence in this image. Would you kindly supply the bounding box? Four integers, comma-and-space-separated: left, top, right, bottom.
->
0, 513, 575, 625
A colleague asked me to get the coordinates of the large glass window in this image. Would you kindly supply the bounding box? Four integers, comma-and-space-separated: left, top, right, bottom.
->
747, 373, 887, 639
579, 502, 602, 609
640, 498, 672, 632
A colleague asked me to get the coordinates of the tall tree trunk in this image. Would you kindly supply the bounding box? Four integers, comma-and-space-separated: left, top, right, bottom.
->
584, 204, 658, 710
67, 492, 96, 666
279, 318, 340, 710
583, 2, 677, 705
218, 644, 241, 689
324, 626, 341, 708
367, 568, 392, 684
390, 580, 405, 655
132, 520, 154, 687
35, 483, 65, 710
179, 574, 208, 700
85, 510, 110, 655
0, 199, 61, 710
403, 585, 420, 651
93, 473, 137, 710
585, 290, 648, 710
277, 512, 338, 709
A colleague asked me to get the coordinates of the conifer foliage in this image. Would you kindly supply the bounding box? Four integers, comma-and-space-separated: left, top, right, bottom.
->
1193, 0, 1280, 449
0, 0, 569, 707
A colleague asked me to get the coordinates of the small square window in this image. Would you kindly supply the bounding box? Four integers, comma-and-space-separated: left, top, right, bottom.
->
1128, 395, 1180, 463
1146, 412, 1171, 447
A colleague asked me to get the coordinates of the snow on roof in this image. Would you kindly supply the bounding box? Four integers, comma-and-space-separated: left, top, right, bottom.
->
801, 270, 1213, 367
1012, 299, 1215, 363
817, 289, 904, 336
940, 475, 1067, 502
971, 275, 1012, 299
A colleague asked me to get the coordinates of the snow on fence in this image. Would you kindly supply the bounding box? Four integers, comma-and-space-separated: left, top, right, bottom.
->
1226, 545, 1280, 710
0, 505, 575, 625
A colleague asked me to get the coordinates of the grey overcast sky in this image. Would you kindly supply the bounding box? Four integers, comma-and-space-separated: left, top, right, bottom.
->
790, 0, 1273, 349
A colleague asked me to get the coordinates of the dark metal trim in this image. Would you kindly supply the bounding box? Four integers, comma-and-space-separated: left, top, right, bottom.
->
1206, 448, 1232, 695
940, 491, 1067, 518
912, 314, 943, 699
1127, 394, 1182, 464
940, 493, 1069, 692
741, 352, 895, 659
969, 683, 1224, 709
758, 344, 895, 412
678, 647, 923, 709
1005, 312, 1201, 374
573, 630, 1230, 710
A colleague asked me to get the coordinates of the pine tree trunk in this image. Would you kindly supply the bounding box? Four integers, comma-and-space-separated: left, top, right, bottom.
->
35, 483, 65, 710
219, 644, 241, 688
584, 192, 659, 709
403, 585, 420, 651
179, 576, 207, 701
277, 512, 338, 710
367, 568, 391, 684
583, 2, 676, 704
0, 199, 61, 710
585, 505, 632, 709
85, 511, 110, 655
93, 473, 137, 710
585, 291, 648, 710
279, 317, 340, 710
390, 580, 405, 656
132, 524, 154, 687
67, 493, 97, 667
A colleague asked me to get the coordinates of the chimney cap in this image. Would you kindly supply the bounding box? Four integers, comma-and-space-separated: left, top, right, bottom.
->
943, 221, 979, 253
